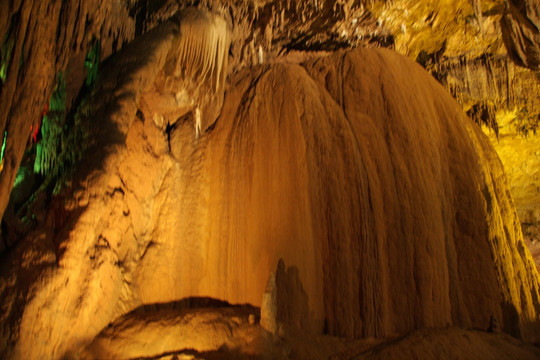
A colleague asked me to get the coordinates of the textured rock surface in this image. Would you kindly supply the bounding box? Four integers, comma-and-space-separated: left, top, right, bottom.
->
354, 328, 540, 360
80, 313, 540, 360
483, 117, 540, 270
303, 47, 540, 340
501, 0, 540, 70
0, 0, 135, 220
369, 0, 539, 133
2, 2, 539, 257
1, 16, 540, 356
433, 56, 540, 136
367, 0, 540, 266
0, 0, 389, 227
5, 0, 538, 271
80, 303, 260, 359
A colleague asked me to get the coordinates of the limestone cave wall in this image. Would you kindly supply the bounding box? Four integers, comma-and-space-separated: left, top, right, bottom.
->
1, 1, 540, 360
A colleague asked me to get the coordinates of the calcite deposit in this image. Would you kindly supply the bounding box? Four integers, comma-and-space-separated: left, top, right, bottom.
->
1, 1, 540, 359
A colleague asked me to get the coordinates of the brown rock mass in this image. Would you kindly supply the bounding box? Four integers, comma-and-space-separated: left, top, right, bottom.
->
0, 9, 539, 355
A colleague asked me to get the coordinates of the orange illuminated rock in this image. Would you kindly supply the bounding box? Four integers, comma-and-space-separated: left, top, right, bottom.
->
1, 26, 539, 358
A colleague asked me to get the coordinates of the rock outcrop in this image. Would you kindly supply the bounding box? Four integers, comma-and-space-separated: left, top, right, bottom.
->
0, 0, 135, 223
501, 0, 540, 70
369, 0, 539, 133
367, 0, 540, 264
1, 9, 539, 356
432, 55, 540, 136
482, 112, 540, 271
0, 1, 390, 228
81, 302, 260, 360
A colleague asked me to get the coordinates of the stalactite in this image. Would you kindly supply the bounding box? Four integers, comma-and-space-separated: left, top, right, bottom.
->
173, 7, 231, 93
468, 0, 483, 32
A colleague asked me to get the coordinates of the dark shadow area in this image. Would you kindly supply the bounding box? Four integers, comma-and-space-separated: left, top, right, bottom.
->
127, 0, 171, 36
129, 347, 263, 360
165, 113, 186, 153
73, 17, 181, 186
274, 259, 312, 332
502, 301, 522, 339
128, 296, 259, 316
259, 258, 320, 335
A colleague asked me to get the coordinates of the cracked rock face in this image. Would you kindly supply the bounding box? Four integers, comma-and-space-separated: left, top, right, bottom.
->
0, 13, 539, 357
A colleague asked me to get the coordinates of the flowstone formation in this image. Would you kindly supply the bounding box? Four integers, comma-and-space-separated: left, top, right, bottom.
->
1, 8, 540, 356
1, 1, 540, 360
368, 0, 540, 253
